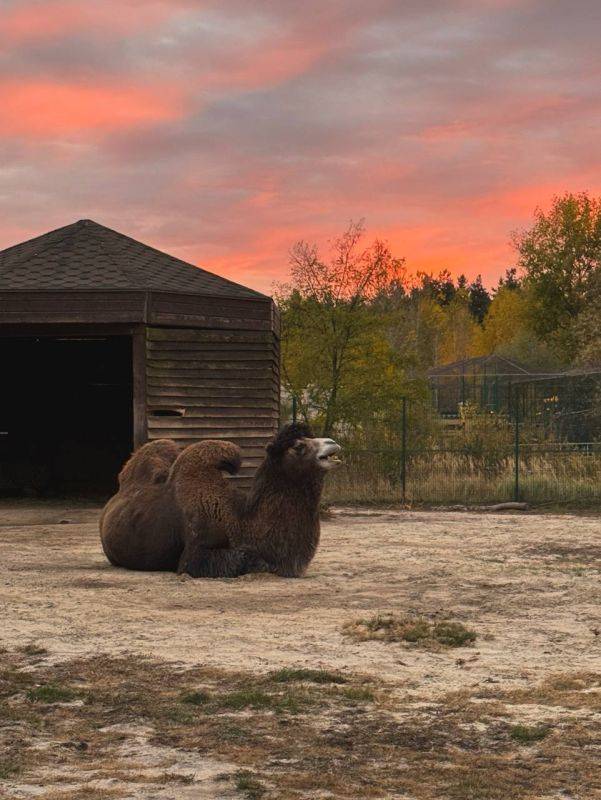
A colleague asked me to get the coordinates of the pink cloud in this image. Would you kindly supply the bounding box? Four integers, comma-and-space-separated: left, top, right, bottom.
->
202, 38, 332, 93
0, 0, 184, 43
0, 1, 599, 297
0, 79, 185, 137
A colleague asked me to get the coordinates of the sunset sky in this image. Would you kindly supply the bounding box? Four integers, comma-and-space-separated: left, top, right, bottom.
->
1, 0, 599, 294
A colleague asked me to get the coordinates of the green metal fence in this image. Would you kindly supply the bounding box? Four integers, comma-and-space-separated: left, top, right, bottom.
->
317, 371, 601, 507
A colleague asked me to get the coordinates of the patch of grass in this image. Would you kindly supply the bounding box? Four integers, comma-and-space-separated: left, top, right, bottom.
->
42, 790, 123, 800
509, 723, 550, 744
216, 723, 246, 742
339, 686, 374, 703
0, 757, 21, 779
235, 769, 267, 799
545, 675, 589, 692
446, 773, 509, 800
216, 687, 306, 714
158, 771, 195, 784
325, 447, 601, 506
275, 693, 303, 714
218, 689, 277, 711
270, 667, 347, 684
343, 613, 477, 648
180, 689, 211, 706
26, 684, 77, 704
486, 672, 601, 711
163, 706, 195, 724
3, 648, 598, 800
432, 621, 477, 647
18, 644, 48, 657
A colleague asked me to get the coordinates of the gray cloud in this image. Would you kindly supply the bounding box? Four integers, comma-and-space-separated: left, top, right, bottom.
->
0, 0, 599, 291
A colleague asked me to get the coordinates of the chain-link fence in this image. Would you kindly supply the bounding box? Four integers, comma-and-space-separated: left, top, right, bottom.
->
310, 371, 601, 507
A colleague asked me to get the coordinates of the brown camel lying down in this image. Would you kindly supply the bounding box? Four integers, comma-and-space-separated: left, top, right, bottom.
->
100, 424, 341, 578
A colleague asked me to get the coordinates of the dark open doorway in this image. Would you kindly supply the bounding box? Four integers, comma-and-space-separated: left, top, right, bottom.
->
0, 335, 133, 497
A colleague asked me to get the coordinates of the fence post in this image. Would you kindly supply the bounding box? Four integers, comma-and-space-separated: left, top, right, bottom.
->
401, 397, 407, 505
513, 386, 520, 502
292, 396, 298, 424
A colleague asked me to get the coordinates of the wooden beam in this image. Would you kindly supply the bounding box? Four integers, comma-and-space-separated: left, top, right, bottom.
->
132, 330, 148, 448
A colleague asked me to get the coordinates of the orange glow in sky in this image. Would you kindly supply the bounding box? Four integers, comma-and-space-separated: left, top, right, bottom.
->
1, 0, 599, 293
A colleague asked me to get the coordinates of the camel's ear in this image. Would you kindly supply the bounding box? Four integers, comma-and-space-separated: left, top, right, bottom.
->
266, 441, 281, 458
266, 439, 290, 459
267, 422, 313, 459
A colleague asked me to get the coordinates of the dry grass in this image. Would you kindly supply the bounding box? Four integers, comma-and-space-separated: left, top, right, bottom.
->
343, 613, 477, 649
269, 667, 348, 684
235, 770, 268, 799
509, 723, 550, 744
325, 450, 601, 506
483, 671, 601, 712
3, 648, 601, 799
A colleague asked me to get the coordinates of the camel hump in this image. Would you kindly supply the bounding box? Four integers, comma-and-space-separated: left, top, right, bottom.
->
169, 440, 242, 480
118, 439, 181, 488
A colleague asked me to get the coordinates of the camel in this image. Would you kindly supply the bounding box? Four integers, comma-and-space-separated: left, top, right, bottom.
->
237, 423, 341, 577
179, 423, 341, 578
99, 423, 341, 578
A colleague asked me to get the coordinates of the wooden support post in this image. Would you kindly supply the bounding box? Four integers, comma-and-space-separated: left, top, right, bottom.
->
132, 328, 147, 449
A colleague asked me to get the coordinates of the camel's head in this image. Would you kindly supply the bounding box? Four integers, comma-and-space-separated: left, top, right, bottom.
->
266, 423, 342, 475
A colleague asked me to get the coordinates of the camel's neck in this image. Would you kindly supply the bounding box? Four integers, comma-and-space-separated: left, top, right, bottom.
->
243, 463, 324, 577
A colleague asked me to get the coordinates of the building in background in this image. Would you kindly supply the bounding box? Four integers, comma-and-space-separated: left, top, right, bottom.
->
0, 219, 280, 496
427, 354, 532, 417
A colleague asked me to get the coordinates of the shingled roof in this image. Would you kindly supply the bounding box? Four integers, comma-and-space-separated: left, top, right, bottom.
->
0, 219, 265, 299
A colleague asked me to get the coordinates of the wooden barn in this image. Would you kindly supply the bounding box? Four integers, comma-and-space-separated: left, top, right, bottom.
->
0, 219, 280, 496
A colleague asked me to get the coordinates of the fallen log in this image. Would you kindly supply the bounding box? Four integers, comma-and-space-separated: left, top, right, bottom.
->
484, 502, 529, 512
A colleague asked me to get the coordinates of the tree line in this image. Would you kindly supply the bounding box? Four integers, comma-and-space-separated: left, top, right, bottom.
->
277, 192, 601, 435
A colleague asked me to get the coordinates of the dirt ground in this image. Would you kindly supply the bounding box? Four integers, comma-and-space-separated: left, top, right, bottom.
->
1, 502, 601, 799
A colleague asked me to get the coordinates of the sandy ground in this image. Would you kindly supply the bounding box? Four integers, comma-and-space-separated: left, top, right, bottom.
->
1, 502, 600, 691
1, 502, 601, 798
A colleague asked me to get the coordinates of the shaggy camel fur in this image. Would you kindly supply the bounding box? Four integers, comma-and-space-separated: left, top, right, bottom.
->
171, 440, 268, 577
181, 423, 341, 578
100, 439, 182, 571
100, 424, 340, 578
100, 438, 265, 576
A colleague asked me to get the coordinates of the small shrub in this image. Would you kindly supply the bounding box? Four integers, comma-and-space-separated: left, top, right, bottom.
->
433, 622, 477, 647
397, 619, 431, 642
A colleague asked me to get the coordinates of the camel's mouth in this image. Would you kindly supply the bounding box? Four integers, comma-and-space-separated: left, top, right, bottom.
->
318, 453, 342, 469
314, 438, 342, 469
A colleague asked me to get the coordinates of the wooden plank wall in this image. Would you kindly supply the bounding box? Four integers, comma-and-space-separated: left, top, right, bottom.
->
0, 292, 146, 324
149, 293, 273, 331
146, 326, 280, 487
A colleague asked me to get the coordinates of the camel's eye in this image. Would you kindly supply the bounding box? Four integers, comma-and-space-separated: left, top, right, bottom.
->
292, 441, 306, 454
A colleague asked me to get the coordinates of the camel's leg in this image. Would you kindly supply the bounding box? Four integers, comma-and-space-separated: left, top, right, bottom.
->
177, 546, 269, 578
